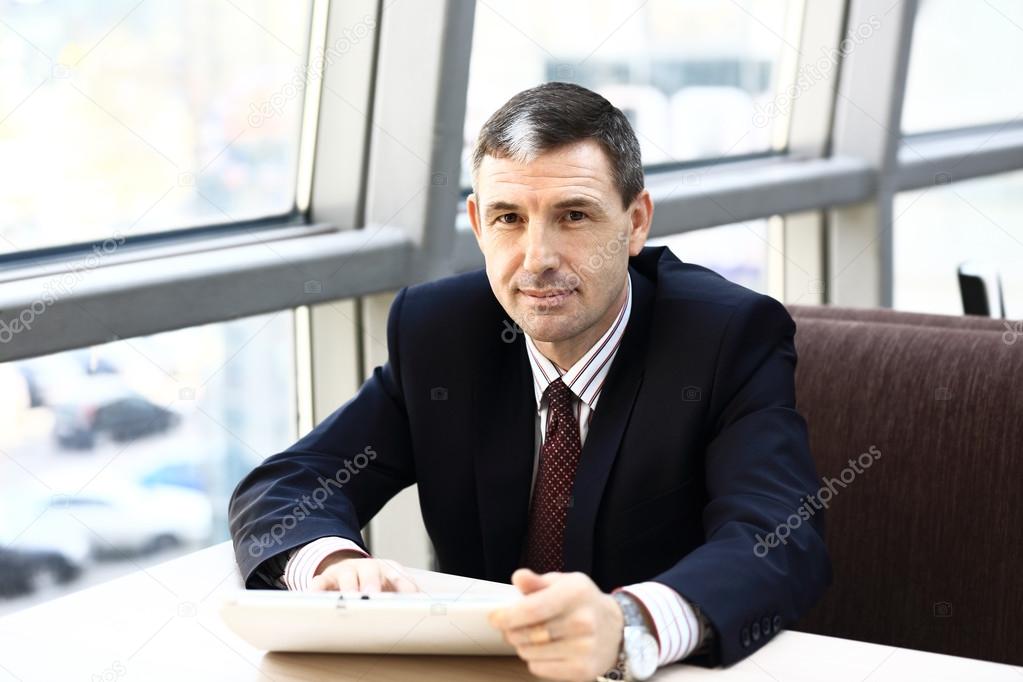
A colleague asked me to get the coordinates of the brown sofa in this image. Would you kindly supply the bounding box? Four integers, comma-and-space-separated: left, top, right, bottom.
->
787, 305, 1023, 666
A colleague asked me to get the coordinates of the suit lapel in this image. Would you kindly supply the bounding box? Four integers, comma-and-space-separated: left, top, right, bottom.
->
564, 266, 654, 574
473, 320, 535, 583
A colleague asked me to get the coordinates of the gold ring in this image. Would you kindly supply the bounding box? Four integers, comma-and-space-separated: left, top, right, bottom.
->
528, 625, 552, 645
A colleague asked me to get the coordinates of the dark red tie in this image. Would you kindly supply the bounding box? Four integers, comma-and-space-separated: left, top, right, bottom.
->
523, 378, 583, 574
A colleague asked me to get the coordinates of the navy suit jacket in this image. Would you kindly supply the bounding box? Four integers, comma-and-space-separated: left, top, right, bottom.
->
229, 245, 831, 666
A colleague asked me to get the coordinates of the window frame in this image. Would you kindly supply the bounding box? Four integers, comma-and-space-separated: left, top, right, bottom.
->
6, 0, 1023, 577
0, 0, 1020, 357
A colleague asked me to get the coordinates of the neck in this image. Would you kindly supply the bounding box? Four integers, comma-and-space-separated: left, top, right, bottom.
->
533, 277, 628, 370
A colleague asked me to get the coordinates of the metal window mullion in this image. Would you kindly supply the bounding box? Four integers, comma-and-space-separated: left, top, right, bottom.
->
362, 0, 475, 284
306, 0, 384, 444
0, 226, 414, 363
895, 123, 1023, 192
827, 0, 919, 308
354, 0, 479, 568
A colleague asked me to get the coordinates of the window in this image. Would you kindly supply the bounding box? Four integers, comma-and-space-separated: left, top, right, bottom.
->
462, 0, 801, 187
902, 0, 1023, 133
0, 311, 296, 613
647, 220, 771, 295
0, 1, 313, 256
894, 170, 1023, 317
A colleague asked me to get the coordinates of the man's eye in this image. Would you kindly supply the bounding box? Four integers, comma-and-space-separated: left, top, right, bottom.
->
496, 213, 519, 225
566, 210, 586, 221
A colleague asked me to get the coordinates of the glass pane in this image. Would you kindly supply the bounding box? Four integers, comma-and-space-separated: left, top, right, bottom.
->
894, 170, 1023, 317
647, 220, 770, 294
462, 0, 799, 186
0, 1, 313, 255
0, 311, 297, 614
902, 0, 1023, 133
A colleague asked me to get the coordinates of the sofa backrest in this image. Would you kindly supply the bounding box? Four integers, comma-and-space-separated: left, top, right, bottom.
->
787, 305, 1022, 666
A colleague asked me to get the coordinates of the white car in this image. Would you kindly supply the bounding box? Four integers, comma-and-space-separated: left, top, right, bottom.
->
43, 483, 213, 557
0, 500, 92, 596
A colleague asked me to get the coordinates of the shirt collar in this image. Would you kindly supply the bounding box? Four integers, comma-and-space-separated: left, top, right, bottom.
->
524, 274, 633, 414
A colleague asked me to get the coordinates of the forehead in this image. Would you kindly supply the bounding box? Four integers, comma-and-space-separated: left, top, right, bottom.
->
475, 139, 617, 203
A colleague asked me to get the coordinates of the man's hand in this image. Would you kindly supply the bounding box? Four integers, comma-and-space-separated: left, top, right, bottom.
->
488, 569, 624, 682
309, 550, 420, 593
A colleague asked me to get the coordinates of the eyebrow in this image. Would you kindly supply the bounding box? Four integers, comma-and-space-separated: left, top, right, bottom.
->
483, 200, 520, 217
551, 196, 607, 214
482, 196, 608, 219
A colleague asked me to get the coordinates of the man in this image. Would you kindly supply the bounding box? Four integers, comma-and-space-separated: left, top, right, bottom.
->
230, 82, 830, 681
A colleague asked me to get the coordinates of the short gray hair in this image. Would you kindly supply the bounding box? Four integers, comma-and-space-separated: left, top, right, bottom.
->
470, 82, 644, 207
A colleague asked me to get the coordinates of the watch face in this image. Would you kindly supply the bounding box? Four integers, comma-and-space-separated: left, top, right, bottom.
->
624, 628, 659, 680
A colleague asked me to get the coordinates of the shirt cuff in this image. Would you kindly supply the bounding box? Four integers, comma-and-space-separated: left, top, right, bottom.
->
616, 581, 701, 666
282, 537, 371, 591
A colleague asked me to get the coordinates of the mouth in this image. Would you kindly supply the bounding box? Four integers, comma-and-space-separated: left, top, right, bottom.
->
519, 289, 575, 307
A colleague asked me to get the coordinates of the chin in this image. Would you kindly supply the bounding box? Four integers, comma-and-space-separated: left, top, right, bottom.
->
519, 317, 577, 343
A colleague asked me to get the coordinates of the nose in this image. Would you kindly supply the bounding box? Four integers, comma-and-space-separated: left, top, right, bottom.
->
522, 222, 560, 275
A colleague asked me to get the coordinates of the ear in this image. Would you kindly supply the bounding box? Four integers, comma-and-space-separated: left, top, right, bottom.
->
627, 189, 653, 256
466, 192, 483, 247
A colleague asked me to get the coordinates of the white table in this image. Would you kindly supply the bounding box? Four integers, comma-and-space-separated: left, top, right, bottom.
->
0, 542, 1019, 681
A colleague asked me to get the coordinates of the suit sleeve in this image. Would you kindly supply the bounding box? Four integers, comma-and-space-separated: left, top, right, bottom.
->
228, 287, 416, 588
651, 294, 831, 666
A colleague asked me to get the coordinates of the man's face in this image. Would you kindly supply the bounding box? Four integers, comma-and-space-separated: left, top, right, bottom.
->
467, 139, 651, 345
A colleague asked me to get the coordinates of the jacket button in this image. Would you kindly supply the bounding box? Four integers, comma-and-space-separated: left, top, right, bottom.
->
773, 615, 782, 632
741, 627, 751, 648
761, 616, 772, 635
751, 621, 761, 641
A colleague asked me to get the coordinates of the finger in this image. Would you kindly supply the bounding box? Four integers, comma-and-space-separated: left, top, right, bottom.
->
505, 612, 593, 646
490, 570, 568, 629
332, 563, 361, 592
309, 572, 337, 592
514, 635, 594, 662
381, 564, 420, 593
381, 560, 420, 590
355, 560, 383, 593
495, 579, 579, 630
511, 568, 559, 594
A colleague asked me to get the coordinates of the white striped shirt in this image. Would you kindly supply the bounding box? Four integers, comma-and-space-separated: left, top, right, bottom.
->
282, 275, 702, 666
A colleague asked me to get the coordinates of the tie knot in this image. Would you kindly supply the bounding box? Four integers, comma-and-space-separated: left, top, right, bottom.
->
544, 377, 573, 406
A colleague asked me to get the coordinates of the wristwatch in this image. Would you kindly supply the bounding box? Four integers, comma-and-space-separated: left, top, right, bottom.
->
609, 592, 659, 681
